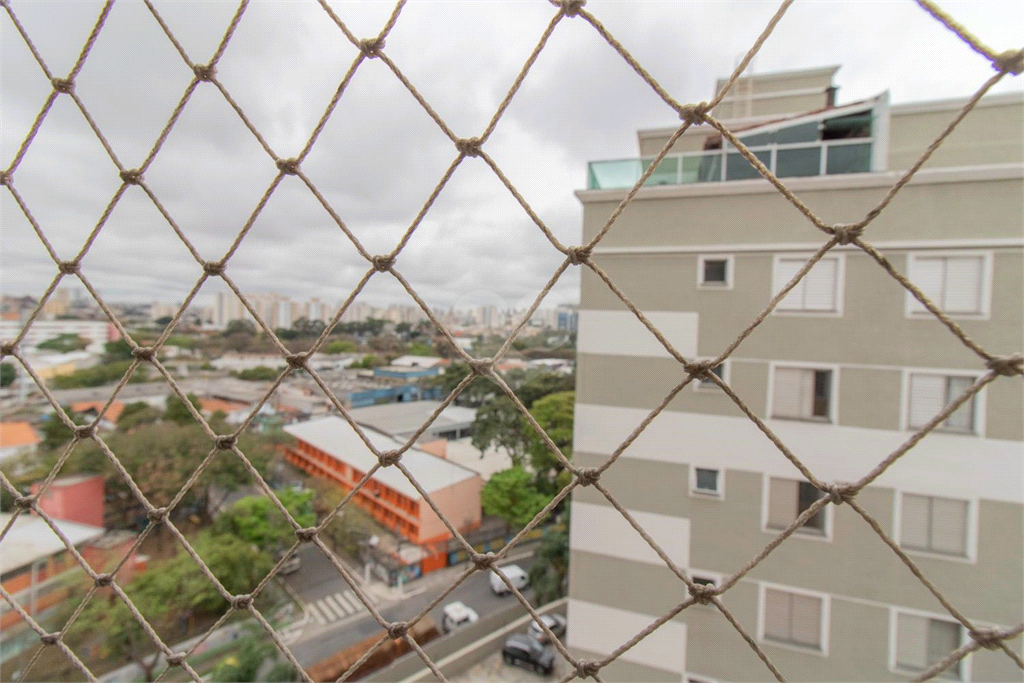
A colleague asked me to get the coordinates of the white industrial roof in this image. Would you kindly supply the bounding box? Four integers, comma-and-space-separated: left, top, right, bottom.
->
348, 401, 476, 438
391, 356, 445, 368
0, 513, 105, 575
284, 416, 479, 499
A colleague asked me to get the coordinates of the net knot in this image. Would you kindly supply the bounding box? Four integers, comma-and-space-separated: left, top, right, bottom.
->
74, 424, 95, 440
193, 63, 216, 81
14, 495, 35, 510
147, 507, 169, 523
94, 573, 114, 587
119, 169, 143, 185
286, 353, 307, 369
378, 449, 402, 467
986, 354, 1022, 377
686, 359, 715, 381
575, 467, 601, 487
40, 632, 61, 646
558, 0, 586, 17
360, 37, 385, 58
825, 483, 856, 506
51, 78, 74, 94
0, 170, 10, 186
295, 527, 318, 542
0, 342, 15, 358
471, 552, 496, 571
132, 346, 155, 361
970, 627, 1003, 650
371, 254, 394, 272
679, 102, 708, 125
467, 358, 493, 375
566, 245, 592, 265
231, 594, 253, 609
689, 582, 716, 605
387, 621, 409, 639
166, 652, 187, 666
214, 434, 236, 450
575, 659, 601, 678
276, 158, 300, 175
58, 261, 80, 275
456, 137, 482, 157
993, 49, 1023, 75
830, 223, 863, 246
203, 260, 225, 276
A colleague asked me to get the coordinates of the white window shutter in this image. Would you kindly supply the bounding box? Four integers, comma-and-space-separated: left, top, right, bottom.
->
926, 620, 961, 670
908, 256, 944, 314
896, 613, 929, 670
802, 258, 838, 311
763, 589, 791, 641
943, 375, 976, 433
789, 594, 822, 647
930, 497, 968, 556
943, 256, 983, 314
900, 494, 931, 551
767, 478, 798, 529
774, 258, 805, 310
908, 374, 946, 429
773, 367, 812, 419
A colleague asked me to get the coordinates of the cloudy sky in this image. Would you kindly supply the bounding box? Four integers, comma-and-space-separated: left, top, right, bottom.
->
2, 0, 1021, 317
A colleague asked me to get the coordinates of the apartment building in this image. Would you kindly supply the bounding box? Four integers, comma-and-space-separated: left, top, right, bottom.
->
568, 65, 1022, 682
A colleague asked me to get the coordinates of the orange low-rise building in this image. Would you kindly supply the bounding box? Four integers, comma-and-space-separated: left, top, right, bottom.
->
284, 416, 483, 545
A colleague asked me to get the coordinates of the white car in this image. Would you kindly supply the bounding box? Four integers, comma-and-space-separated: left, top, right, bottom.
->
441, 601, 479, 633
278, 554, 302, 575
490, 564, 529, 596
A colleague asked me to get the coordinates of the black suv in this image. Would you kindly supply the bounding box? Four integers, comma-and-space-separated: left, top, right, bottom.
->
502, 633, 555, 675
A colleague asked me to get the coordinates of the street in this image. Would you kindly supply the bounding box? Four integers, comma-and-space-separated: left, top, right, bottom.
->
283, 545, 540, 668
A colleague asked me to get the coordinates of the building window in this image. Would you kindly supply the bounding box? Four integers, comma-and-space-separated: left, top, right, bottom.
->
771, 366, 833, 421
773, 254, 842, 313
906, 253, 989, 318
767, 478, 827, 535
690, 467, 723, 498
894, 612, 963, 679
698, 255, 734, 289
694, 360, 727, 391
907, 373, 978, 434
762, 587, 825, 651
899, 494, 969, 558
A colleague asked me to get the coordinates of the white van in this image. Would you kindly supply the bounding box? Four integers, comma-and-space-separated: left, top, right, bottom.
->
490, 564, 529, 595
441, 601, 479, 633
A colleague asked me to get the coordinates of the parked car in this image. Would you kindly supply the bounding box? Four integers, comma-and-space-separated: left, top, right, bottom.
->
502, 633, 555, 675
441, 601, 479, 633
490, 564, 529, 595
527, 613, 567, 643
277, 553, 302, 575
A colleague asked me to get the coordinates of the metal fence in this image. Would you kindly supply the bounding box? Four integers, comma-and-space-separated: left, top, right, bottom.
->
1, 0, 1021, 682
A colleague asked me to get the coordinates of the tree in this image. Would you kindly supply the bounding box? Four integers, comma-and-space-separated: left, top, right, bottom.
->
528, 530, 569, 605
154, 316, 173, 327
308, 478, 377, 556
214, 489, 316, 553
223, 319, 257, 337
351, 354, 383, 369
165, 393, 202, 425
423, 362, 492, 407
234, 365, 280, 381
407, 341, 434, 356
509, 370, 576, 409
102, 339, 135, 363
480, 467, 553, 531
292, 317, 326, 336
209, 635, 274, 682
0, 362, 14, 387
118, 402, 162, 430
50, 360, 149, 389
323, 339, 356, 354
526, 391, 575, 493
39, 409, 81, 451
471, 396, 530, 465
37, 333, 88, 353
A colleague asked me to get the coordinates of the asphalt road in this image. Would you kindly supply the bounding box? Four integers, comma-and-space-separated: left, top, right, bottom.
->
284, 546, 539, 667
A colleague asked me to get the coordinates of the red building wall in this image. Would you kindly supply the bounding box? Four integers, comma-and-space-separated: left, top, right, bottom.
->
31, 474, 105, 528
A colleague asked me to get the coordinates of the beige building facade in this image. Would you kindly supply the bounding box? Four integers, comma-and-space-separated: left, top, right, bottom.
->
569, 66, 1023, 682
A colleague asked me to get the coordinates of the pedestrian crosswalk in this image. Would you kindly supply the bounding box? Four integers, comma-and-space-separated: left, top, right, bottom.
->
304, 590, 372, 625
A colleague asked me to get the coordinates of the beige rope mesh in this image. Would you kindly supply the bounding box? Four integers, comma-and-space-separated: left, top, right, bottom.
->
0, 0, 1021, 681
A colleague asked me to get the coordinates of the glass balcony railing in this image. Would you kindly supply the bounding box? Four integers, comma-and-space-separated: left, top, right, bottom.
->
587, 139, 873, 190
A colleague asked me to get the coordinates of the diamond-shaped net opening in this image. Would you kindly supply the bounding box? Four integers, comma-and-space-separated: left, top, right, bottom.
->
2, 0, 1022, 681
